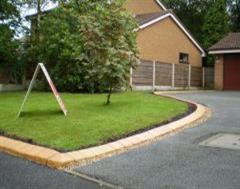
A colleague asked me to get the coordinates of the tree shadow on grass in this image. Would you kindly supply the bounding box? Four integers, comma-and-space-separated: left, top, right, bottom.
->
20, 109, 63, 118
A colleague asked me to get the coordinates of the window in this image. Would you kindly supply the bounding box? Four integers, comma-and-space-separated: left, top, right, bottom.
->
179, 53, 189, 64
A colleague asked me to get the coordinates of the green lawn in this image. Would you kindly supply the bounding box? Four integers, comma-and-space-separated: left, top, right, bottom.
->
0, 91, 188, 151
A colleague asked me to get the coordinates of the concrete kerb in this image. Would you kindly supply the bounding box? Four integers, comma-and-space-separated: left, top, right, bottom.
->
154, 90, 215, 94
0, 93, 211, 169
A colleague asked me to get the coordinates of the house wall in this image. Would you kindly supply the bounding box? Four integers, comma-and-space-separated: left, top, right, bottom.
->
124, 0, 163, 15
136, 17, 202, 67
214, 55, 224, 90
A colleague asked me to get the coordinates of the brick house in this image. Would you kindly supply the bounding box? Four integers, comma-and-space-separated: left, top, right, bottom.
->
124, 0, 207, 90
124, 0, 205, 67
209, 33, 240, 91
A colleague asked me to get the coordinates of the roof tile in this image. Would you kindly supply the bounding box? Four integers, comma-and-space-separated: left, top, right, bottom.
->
209, 33, 240, 51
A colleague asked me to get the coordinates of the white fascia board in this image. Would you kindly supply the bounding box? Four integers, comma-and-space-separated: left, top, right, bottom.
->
139, 13, 206, 57
155, 0, 167, 10
209, 49, 240, 54
139, 13, 171, 30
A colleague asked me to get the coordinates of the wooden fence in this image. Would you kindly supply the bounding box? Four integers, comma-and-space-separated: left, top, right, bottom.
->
131, 59, 214, 90
204, 67, 214, 89
0, 71, 8, 83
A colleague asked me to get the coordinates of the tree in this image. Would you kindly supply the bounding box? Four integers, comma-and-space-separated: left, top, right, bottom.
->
228, 0, 240, 32
0, 0, 23, 83
200, 0, 230, 66
24, 0, 58, 29
0, 0, 20, 25
202, 0, 230, 49
37, 0, 138, 104
24, 0, 58, 65
161, 0, 212, 44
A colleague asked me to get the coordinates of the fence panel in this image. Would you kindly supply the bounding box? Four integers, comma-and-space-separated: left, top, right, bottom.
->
174, 64, 189, 87
191, 66, 203, 87
0, 71, 8, 83
132, 60, 153, 86
204, 67, 214, 88
155, 62, 172, 86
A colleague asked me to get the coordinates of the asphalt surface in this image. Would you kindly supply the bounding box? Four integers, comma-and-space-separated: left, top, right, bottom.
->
75, 92, 240, 189
0, 152, 106, 189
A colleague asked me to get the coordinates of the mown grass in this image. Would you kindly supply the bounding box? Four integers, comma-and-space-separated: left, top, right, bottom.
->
0, 91, 188, 151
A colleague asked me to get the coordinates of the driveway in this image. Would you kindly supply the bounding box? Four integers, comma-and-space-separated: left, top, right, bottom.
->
75, 92, 240, 189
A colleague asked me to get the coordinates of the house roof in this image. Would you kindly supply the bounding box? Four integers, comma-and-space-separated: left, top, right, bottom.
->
136, 11, 206, 57
136, 11, 169, 25
209, 33, 240, 54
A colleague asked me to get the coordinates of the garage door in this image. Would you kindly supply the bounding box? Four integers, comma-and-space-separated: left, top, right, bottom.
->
224, 54, 240, 90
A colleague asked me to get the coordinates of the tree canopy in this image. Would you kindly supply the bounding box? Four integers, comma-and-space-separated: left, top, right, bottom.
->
162, 0, 212, 44
202, 0, 230, 49
35, 0, 138, 104
162, 0, 234, 65
228, 0, 240, 32
0, 0, 23, 83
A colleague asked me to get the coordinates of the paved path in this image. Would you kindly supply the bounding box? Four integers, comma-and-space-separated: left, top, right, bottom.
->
75, 92, 240, 189
0, 152, 106, 189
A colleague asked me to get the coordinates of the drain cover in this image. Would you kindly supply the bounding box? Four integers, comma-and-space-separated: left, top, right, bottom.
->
200, 133, 240, 150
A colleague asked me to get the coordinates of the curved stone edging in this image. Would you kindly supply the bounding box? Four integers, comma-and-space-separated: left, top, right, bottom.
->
0, 93, 210, 169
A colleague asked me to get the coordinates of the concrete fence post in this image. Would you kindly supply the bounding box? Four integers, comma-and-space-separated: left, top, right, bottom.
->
202, 67, 205, 88
172, 64, 175, 88
130, 67, 133, 88
152, 61, 156, 91
188, 64, 191, 88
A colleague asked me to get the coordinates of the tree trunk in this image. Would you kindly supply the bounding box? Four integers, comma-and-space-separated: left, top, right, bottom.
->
106, 84, 113, 105
36, 0, 42, 45
33, 0, 42, 64
37, 0, 41, 26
